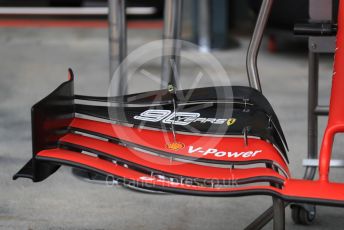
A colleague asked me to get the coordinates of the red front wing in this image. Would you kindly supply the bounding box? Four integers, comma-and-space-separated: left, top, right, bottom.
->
12, 69, 344, 207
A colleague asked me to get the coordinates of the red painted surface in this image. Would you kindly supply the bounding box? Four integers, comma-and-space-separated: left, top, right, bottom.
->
283, 179, 344, 202
37, 148, 283, 193
60, 133, 286, 182
36, 148, 344, 203
70, 118, 290, 176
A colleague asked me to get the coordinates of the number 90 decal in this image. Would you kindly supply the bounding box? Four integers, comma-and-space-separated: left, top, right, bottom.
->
134, 109, 234, 126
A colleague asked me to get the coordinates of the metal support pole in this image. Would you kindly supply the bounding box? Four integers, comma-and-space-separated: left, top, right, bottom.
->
272, 198, 285, 230
246, 0, 274, 92
304, 50, 319, 180
161, 0, 182, 89
198, 0, 211, 52
108, 0, 127, 95
271, 166, 285, 230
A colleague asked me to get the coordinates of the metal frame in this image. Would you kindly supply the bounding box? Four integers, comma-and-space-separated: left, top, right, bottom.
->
293, 3, 344, 224
302, 0, 342, 176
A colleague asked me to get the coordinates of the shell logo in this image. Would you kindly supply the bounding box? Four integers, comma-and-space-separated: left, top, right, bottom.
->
226, 118, 237, 126
166, 142, 185, 151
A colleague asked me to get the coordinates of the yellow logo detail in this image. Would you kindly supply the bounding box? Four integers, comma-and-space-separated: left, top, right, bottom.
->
166, 142, 185, 151
226, 118, 237, 126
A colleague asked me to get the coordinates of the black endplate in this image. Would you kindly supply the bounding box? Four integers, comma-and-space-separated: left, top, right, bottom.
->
13, 69, 75, 182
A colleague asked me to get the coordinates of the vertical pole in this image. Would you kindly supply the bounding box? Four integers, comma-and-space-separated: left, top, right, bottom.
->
246, 0, 274, 92
108, 0, 127, 95
198, 0, 211, 52
272, 197, 285, 230
304, 50, 319, 180
161, 0, 182, 89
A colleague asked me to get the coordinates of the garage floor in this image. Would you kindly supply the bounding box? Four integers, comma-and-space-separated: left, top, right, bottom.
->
0, 27, 344, 230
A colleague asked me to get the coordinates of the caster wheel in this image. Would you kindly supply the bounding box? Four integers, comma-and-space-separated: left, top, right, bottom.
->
291, 204, 316, 225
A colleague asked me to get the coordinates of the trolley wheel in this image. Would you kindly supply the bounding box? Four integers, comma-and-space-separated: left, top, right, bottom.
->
291, 204, 316, 225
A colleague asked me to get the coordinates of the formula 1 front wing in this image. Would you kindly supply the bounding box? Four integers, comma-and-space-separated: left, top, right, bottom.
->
13, 70, 344, 207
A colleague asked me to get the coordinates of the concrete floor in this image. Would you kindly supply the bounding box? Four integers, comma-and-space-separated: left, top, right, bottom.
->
0, 27, 344, 230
